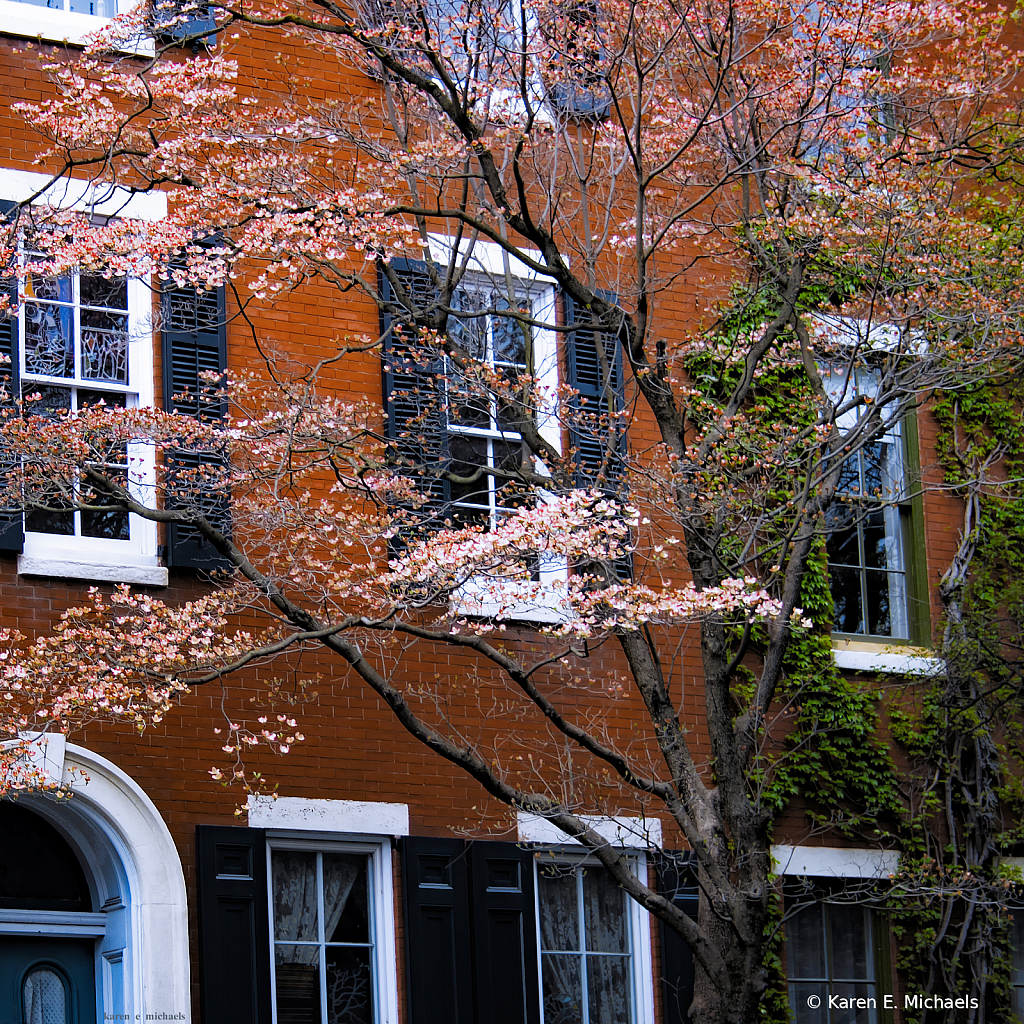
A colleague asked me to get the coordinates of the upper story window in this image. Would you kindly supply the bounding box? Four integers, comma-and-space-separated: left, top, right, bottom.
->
0, 184, 164, 585
821, 362, 923, 643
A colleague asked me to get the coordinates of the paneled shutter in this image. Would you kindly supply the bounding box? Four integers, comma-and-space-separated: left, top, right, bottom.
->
161, 272, 230, 569
401, 836, 474, 1024
195, 825, 272, 1024
468, 841, 540, 1024
379, 260, 451, 534
655, 852, 699, 1024
0, 200, 23, 554
563, 289, 625, 490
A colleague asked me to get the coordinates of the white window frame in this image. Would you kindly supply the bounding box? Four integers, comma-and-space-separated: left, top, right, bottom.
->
265, 832, 400, 1024
0, 0, 155, 51
426, 234, 570, 622
1, 168, 167, 586
532, 850, 656, 1024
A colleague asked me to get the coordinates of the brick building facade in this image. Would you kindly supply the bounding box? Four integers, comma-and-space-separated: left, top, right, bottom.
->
0, 6, 984, 1024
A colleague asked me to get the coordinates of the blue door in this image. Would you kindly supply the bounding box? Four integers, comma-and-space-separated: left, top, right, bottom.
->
0, 938, 96, 1024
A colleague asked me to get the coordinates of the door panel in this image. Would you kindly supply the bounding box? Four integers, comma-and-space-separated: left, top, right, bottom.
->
0, 938, 96, 1024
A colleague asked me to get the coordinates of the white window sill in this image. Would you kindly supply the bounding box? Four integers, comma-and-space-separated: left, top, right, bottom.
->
18, 554, 167, 586
832, 640, 942, 676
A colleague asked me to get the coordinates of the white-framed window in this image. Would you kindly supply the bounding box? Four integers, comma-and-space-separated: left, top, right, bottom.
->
534, 855, 655, 1024
821, 362, 914, 640
2, 169, 166, 586
0, 0, 151, 48
268, 837, 398, 1024
785, 888, 883, 1024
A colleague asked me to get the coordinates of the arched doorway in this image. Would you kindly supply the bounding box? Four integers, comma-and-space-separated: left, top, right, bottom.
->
0, 736, 191, 1022
0, 801, 99, 1024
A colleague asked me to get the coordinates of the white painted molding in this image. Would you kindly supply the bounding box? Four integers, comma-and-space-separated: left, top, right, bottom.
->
832, 648, 943, 676
0, 167, 167, 221
248, 795, 411, 837
517, 812, 662, 849
17, 555, 168, 586
60, 742, 191, 1023
0, 3, 155, 56
0, 909, 107, 936
772, 844, 899, 879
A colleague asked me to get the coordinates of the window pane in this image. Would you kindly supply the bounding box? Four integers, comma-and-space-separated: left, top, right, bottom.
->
786, 903, 827, 979
539, 868, 578, 951
80, 275, 128, 311
586, 954, 632, 1024
541, 953, 583, 1024
831, 983, 877, 1024
23, 967, 68, 1024
828, 565, 864, 634
24, 302, 74, 378
491, 299, 527, 368
24, 273, 72, 304
828, 905, 872, 980
324, 852, 370, 944
80, 308, 129, 383
325, 945, 374, 1024
448, 434, 490, 509
275, 945, 321, 1024
826, 522, 860, 567
583, 867, 627, 953
861, 511, 890, 571
273, 850, 319, 942
448, 372, 491, 429
864, 569, 899, 637
790, 983, 827, 1024
449, 289, 488, 360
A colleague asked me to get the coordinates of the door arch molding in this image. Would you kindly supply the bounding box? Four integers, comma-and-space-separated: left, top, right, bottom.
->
4, 735, 191, 1023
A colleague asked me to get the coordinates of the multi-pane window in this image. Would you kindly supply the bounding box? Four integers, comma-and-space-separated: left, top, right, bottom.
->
444, 282, 530, 531
20, 263, 136, 542
13, 0, 116, 14
786, 898, 879, 1024
537, 863, 634, 1024
822, 366, 911, 639
271, 848, 378, 1024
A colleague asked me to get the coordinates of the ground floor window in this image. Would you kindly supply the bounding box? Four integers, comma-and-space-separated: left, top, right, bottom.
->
786, 894, 880, 1024
270, 843, 384, 1024
537, 862, 635, 1024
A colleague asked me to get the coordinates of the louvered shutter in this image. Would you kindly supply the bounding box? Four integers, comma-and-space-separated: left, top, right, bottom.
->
161, 271, 230, 569
469, 841, 540, 1024
564, 290, 631, 578
401, 836, 474, 1024
196, 825, 272, 1024
379, 260, 450, 535
563, 290, 625, 489
0, 201, 22, 554
655, 852, 699, 1024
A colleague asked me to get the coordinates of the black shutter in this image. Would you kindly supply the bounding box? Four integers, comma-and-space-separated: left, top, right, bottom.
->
196, 825, 272, 1024
0, 200, 23, 554
402, 837, 540, 1024
564, 290, 631, 578
401, 836, 474, 1024
469, 841, 540, 1024
655, 852, 699, 1024
379, 260, 450, 534
563, 289, 625, 489
161, 272, 230, 569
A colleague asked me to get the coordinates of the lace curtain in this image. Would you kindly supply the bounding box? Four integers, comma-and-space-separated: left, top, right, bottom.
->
273, 851, 363, 965
23, 967, 67, 1024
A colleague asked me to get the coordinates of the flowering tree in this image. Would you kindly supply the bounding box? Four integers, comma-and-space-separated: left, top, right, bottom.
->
4, 0, 1024, 1019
